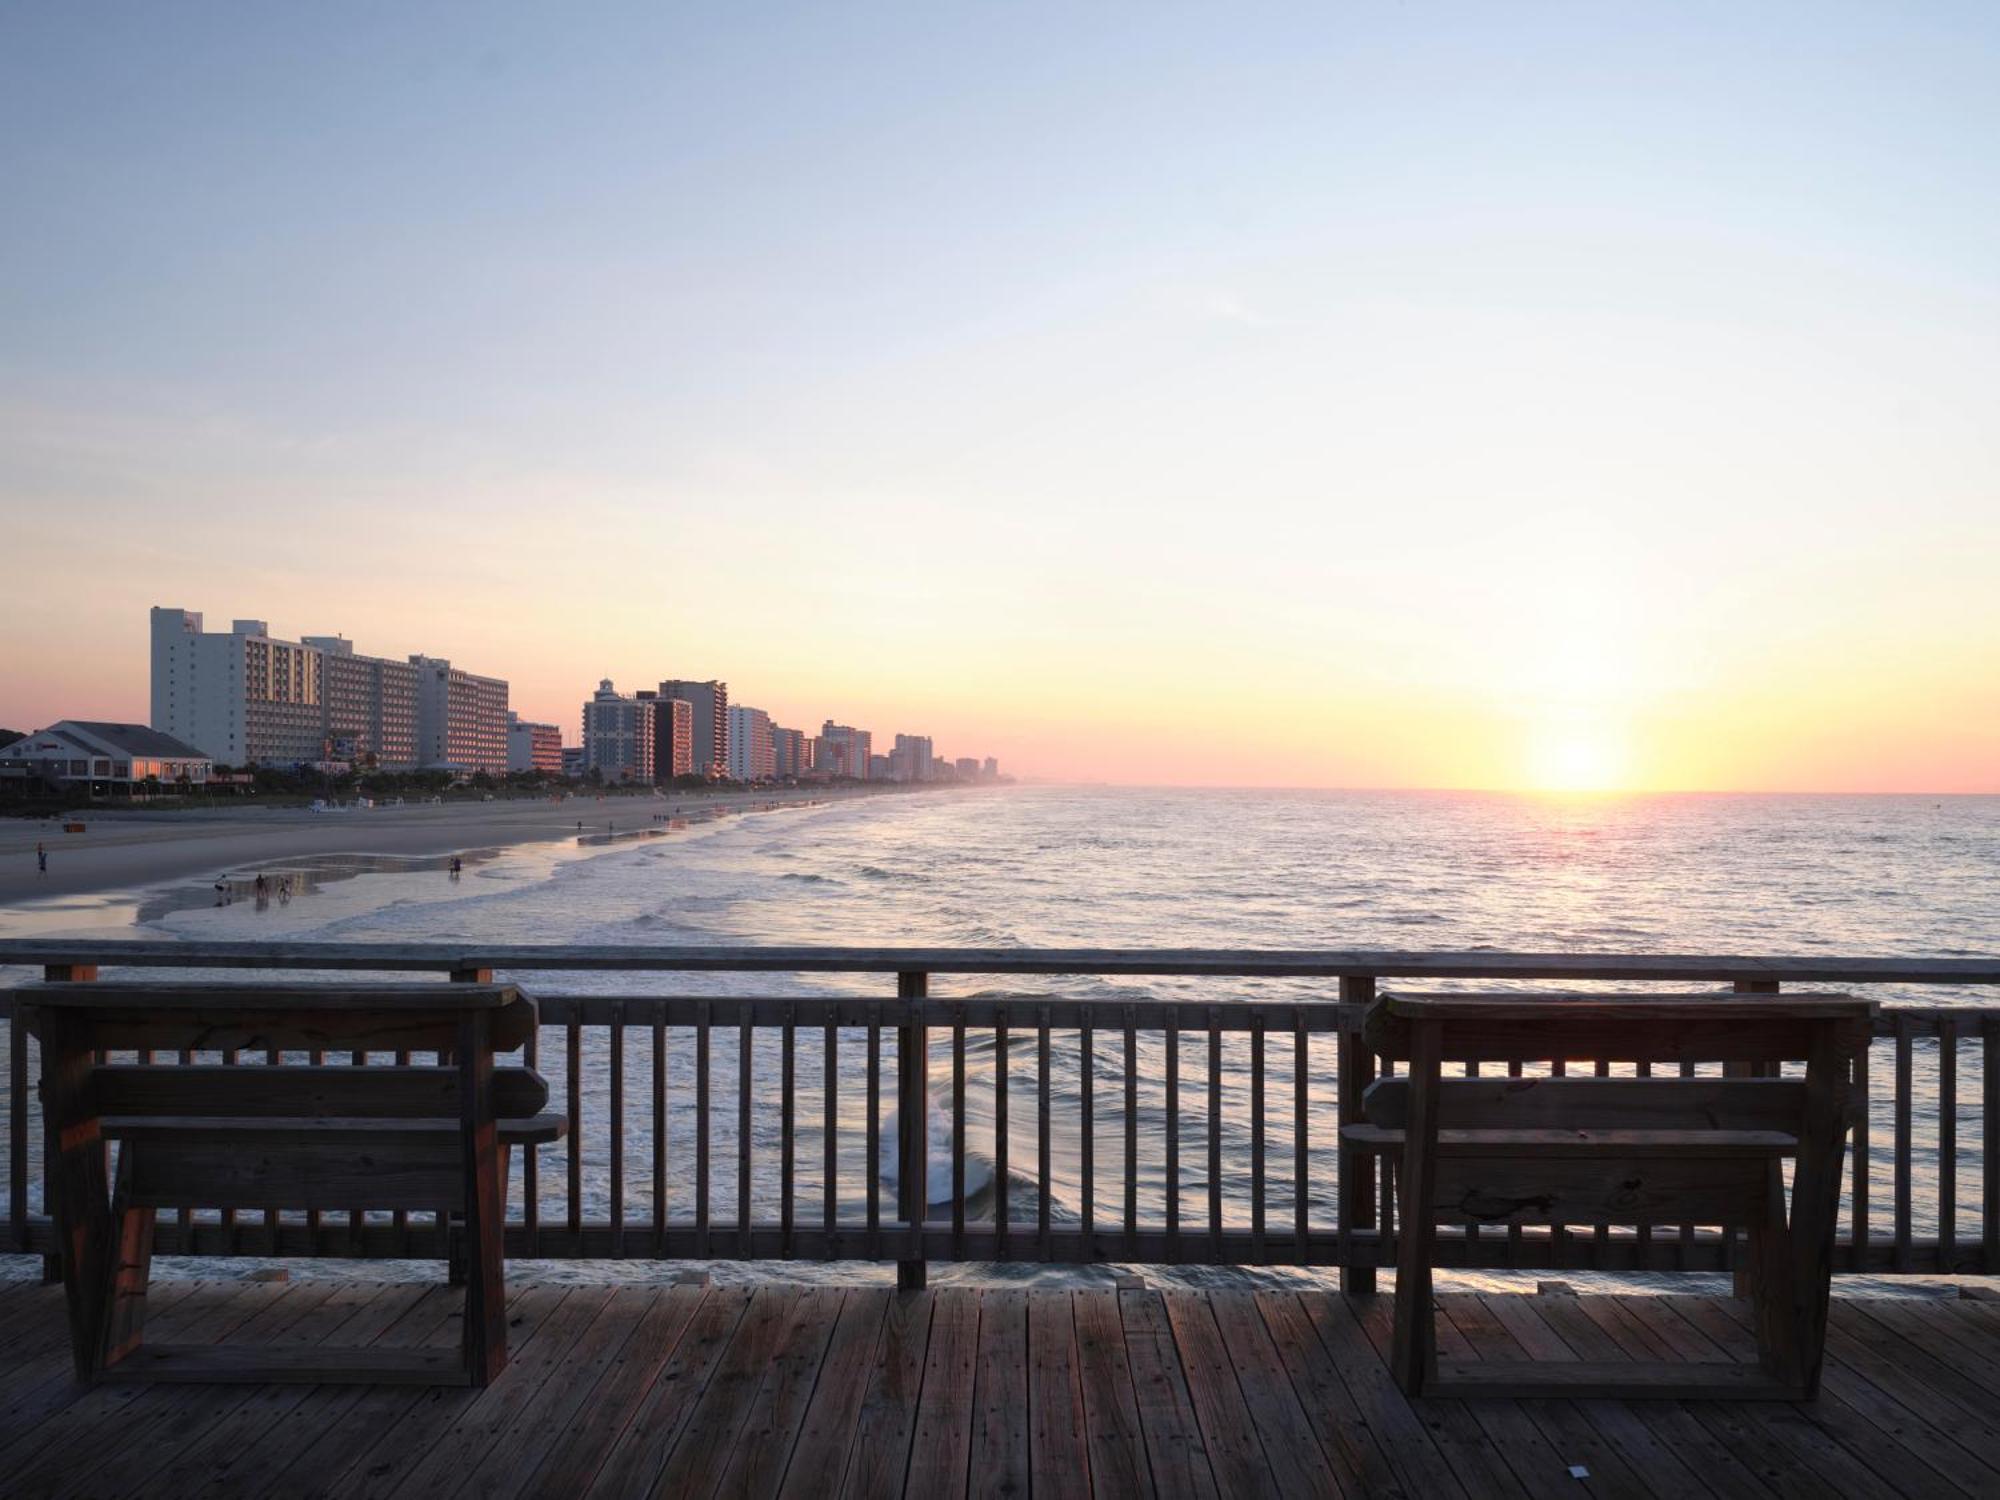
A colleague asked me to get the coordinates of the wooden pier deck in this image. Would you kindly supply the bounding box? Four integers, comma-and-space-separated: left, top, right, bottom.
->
2, 1277, 1999, 1498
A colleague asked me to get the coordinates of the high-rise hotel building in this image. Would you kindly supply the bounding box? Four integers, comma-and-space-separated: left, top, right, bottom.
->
302, 636, 418, 768
410, 655, 509, 774
726, 705, 775, 781
151, 610, 326, 767
582, 680, 654, 782
655, 680, 729, 778
150, 608, 508, 772
817, 721, 872, 779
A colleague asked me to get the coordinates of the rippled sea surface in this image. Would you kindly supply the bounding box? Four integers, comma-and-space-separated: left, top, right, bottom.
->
5, 787, 1997, 1292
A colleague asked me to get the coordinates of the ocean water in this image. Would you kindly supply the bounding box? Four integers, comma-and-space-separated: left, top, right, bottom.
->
4, 787, 1996, 1293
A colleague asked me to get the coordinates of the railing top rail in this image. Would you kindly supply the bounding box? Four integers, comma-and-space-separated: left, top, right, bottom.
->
0, 939, 1997, 985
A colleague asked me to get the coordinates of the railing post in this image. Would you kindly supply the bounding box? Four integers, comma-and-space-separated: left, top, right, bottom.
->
1337, 975, 1376, 1295
897, 970, 928, 1289
1732, 978, 1781, 1297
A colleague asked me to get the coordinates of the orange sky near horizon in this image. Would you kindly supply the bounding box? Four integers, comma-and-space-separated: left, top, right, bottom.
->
3, 7, 1998, 794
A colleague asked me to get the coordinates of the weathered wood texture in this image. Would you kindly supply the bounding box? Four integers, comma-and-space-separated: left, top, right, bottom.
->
0, 1279, 1995, 1498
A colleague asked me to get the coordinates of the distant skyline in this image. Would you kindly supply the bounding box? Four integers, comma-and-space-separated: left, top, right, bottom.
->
2, 5, 1996, 792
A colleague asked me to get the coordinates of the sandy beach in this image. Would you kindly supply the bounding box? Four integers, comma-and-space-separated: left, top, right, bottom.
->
0, 786, 887, 906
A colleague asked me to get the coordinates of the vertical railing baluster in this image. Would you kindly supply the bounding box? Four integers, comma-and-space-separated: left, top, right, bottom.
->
1895, 1014, 1912, 1272
653, 1016, 667, 1257
824, 1013, 838, 1256
347, 1044, 364, 1244
1080, 1009, 1094, 1257
739, 1004, 754, 1259
1336, 976, 1376, 1294
1165, 1009, 1180, 1261
1593, 1055, 1611, 1255
1548, 1056, 1566, 1267
567, 1014, 583, 1242
696, 1001, 712, 1260
896, 972, 928, 1289
1938, 1020, 1957, 1271
1463, 1059, 1480, 1263
391, 1048, 411, 1243
867, 1003, 881, 1261
1378, 1054, 1395, 1260
610, 1008, 625, 1256
952, 1004, 966, 1259
1207, 1006, 1222, 1262
1852, 1036, 1870, 1272
781, 1005, 796, 1259
11, 1013, 28, 1252
1295, 1008, 1309, 1261
1123, 1005, 1138, 1261
1038, 1005, 1052, 1264
994, 1012, 1009, 1260
1250, 1010, 1266, 1264
1677, 1056, 1694, 1267
1634, 1058, 1651, 1266
524, 1025, 541, 1249
1985, 1019, 1999, 1275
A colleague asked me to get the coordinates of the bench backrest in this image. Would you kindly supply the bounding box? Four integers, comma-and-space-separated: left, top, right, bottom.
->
18, 982, 538, 1059
1364, 992, 1874, 1071
18, 983, 548, 1215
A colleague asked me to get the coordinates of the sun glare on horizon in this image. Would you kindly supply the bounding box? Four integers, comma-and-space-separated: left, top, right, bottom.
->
1525, 718, 1632, 794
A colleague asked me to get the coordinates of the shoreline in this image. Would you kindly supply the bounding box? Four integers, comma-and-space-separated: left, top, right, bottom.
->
0, 785, 905, 911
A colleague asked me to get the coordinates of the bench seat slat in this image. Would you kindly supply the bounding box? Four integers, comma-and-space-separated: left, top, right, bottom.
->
103, 1112, 567, 1143
1362, 1075, 1808, 1132
95, 1064, 549, 1120
1430, 1154, 1769, 1227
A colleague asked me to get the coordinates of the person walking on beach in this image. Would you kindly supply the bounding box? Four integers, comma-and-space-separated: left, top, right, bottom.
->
37, 842, 48, 877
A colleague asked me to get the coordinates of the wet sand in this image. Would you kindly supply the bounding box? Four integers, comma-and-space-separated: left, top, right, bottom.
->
0, 786, 885, 905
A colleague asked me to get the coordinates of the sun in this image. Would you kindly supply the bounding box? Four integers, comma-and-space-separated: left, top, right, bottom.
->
1525, 719, 1630, 793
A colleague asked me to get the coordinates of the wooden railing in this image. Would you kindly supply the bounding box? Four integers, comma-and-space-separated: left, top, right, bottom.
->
2, 942, 1996, 1289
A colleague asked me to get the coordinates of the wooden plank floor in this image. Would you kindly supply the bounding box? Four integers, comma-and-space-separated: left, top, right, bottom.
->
1, 1277, 1998, 1498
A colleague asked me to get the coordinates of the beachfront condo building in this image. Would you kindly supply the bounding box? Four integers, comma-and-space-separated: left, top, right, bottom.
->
726, 705, 776, 782
410, 655, 509, 774
817, 722, 872, 779
582, 680, 654, 782
651, 695, 694, 780
956, 756, 980, 780
655, 679, 728, 778
771, 725, 811, 779
890, 734, 935, 782
151, 609, 509, 772
151, 609, 327, 767
303, 636, 419, 768
984, 757, 999, 779
506, 711, 565, 774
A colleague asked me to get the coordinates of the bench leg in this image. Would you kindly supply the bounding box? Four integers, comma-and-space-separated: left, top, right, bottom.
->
40, 1011, 115, 1382
1746, 1166, 1802, 1390
1787, 1031, 1853, 1399
459, 1015, 508, 1387
102, 1148, 155, 1370
1389, 1020, 1442, 1395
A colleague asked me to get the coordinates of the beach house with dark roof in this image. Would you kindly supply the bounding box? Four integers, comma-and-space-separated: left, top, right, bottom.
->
0, 720, 212, 791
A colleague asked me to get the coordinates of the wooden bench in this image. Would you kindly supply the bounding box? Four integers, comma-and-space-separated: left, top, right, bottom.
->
1346, 990, 1873, 1400
18, 982, 565, 1387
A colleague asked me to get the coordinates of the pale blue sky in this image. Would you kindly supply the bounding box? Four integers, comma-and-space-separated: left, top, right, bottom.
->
3, 3, 1997, 788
